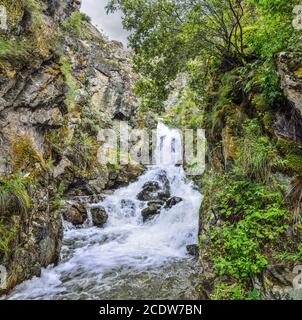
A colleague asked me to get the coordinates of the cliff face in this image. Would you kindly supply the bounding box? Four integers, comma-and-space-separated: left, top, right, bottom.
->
0, 0, 143, 293
197, 52, 302, 300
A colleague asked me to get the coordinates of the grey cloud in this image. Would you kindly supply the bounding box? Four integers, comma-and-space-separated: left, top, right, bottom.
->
81, 0, 129, 46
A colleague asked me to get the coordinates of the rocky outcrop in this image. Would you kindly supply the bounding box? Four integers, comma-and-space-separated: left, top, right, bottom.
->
141, 201, 163, 222
0, 0, 143, 294
274, 53, 302, 143
63, 202, 87, 226
90, 206, 108, 228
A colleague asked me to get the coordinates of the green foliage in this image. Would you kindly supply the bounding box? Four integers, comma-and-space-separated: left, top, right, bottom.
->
275, 243, 302, 261
211, 283, 261, 300
210, 178, 288, 280
245, 0, 300, 59
62, 12, 84, 38
59, 56, 77, 111
163, 87, 203, 129
0, 38, 28, 59
235, 120, 285, 181
0, 174, 30, 218
0, 223, 17, 261
11, 135, 45, 172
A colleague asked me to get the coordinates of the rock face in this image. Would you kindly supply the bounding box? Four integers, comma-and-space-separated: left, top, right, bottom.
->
0, 0, 143, 294
274, 53, 302, 143
197, 51, 302, 300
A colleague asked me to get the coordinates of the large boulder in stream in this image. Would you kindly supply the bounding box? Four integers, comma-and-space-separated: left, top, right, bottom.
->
137, 182, 161, 201
141, 201, 164, 222
137, 170, 171, 202
64, 203, 87, 226
91, 207, 109, 227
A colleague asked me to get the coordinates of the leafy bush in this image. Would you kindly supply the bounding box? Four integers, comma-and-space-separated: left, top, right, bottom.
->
210, 178, 288, 280
235, 120, 285, 182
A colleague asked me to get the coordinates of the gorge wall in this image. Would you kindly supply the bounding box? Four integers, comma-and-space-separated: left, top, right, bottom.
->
0, 0, 146, 293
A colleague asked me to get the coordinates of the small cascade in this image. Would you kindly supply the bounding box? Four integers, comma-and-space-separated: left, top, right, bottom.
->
6, 122, 202, 300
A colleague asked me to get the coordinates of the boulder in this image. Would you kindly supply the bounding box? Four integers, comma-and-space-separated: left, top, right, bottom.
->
63, 203, 87, 226
186, 244, 199, 257
164, 197, 183, 209
141, 203, 162, 222
137, 172, 171, 202
91, 206, 108, 228
137, 181, 161, 201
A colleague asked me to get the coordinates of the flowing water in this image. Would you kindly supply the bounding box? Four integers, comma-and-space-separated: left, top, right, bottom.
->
6, 122, 202, 300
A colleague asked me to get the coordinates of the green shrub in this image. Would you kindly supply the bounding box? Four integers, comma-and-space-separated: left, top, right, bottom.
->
0, 223, 17, 261
275, 243, 302, 261
0, 174, 30, 218
210, 283, 260, 300
62, 12, 83, 38
210, 178, 288, 280
235, 119, 285, 182
59, 56, 77, 111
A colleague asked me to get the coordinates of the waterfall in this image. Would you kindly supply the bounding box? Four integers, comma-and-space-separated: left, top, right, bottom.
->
6, 122, 202, 300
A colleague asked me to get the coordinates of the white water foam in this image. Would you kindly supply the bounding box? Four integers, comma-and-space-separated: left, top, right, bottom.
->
6, 122, 202, 300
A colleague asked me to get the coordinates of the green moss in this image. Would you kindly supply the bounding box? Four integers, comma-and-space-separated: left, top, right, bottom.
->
277, 138, 302, 174
0, 222, 17, 262
59, 56, 77, 111
286, 154, 302, 174
294, 67, 302, 80
11, 135, 45, 172
62, 12, 84, 38
0, 38, 28, 59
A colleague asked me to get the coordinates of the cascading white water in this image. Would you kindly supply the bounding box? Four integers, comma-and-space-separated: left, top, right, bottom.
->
6, 122, 202, 300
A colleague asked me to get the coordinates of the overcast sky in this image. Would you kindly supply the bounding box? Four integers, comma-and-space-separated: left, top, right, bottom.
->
81, 0, 129, 46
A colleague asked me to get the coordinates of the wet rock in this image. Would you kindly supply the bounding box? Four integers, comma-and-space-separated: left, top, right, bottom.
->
137, 172, 171, 202
137, 182, 161, 201
158, 190, 171, 201
147, 200, 165, 207
63, 203, 87, 226
141, 203, 162, 222
186, 244, 199, 257
164, 197, 183, 209
91, 207, 108, 227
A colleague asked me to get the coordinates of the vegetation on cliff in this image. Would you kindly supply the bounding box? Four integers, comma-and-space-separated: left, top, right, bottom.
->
109, 0, 302, 299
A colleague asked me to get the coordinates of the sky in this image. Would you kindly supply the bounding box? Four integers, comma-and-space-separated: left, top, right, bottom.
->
81, 0, 129, 46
